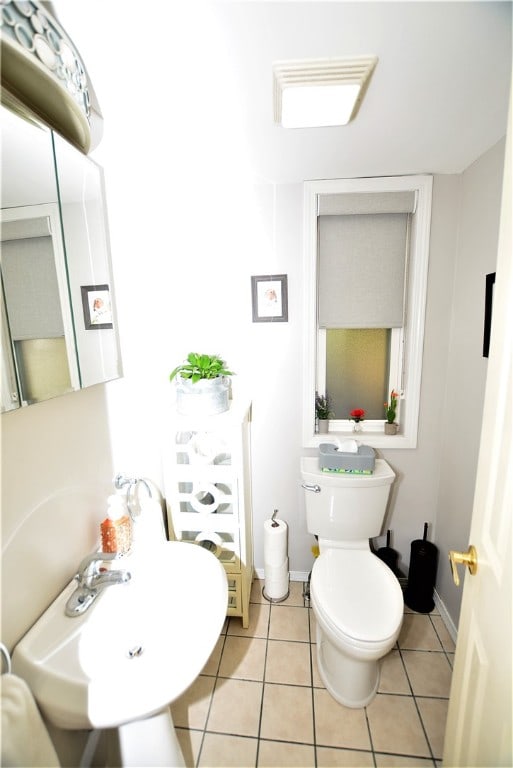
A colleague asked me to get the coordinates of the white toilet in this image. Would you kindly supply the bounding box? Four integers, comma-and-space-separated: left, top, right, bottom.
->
301, 456, 403, 708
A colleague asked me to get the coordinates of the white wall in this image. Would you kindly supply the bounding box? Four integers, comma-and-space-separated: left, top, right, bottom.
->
1, 385, 116, 651
435, 139, 506, 625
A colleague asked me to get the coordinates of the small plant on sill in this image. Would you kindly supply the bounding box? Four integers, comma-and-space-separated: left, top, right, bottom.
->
384, 390, 399, 424
315, 392, 333, 420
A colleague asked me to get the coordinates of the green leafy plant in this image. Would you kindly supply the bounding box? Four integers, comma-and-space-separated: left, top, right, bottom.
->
169, 353, 234, 384
315, 392, 333, 420
384, 390, 399, 423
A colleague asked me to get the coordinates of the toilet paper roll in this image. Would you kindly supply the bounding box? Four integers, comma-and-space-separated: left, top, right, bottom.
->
263, 518, 288, 566
264, 568, 289, 600
264, 558, 289, 581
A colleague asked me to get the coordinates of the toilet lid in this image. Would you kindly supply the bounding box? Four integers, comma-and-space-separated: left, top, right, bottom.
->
311, 549, 403, 644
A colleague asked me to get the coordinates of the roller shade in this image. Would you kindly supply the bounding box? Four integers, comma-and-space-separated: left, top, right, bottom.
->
2, 236, 64, 340
1, 217, 51, 241
318, 212, 409, 328
318, 190, 416, 216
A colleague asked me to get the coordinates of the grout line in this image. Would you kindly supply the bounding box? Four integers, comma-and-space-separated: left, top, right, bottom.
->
428, 612, 456, 668
253, 599, 272, 766
363, 704, 377, 767
397, 646, 416, 697
394, 646, 438, 766
412, 693, 438, 765
266, 637, 312, 646
373, 749, 437, 766
398, 644, 437, 764
398, 647, 452, 655
195, 631, 228, 767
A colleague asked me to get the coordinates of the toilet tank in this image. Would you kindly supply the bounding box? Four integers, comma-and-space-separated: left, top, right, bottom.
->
300, 456, 395, 540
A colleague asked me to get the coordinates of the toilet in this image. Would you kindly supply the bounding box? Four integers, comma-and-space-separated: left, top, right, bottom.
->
300, 456, 403, 708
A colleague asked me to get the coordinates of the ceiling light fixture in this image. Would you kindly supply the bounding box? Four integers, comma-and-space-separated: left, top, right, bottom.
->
273, 55, 378, 129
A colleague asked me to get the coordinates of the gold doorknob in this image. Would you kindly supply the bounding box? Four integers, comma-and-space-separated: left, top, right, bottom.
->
448, 545, 478, 587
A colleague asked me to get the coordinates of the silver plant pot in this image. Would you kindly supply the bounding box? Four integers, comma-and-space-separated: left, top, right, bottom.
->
175, 375, 230, 416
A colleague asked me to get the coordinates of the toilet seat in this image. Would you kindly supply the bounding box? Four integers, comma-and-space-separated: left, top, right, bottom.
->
311, 549, 403, 646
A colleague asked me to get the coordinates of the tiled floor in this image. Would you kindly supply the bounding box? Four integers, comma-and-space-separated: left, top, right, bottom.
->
171, 579, 455, 767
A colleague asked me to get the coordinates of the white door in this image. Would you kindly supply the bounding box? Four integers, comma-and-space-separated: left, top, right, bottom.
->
443, 99, 512, 766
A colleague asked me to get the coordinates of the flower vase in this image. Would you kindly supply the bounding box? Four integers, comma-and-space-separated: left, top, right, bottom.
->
384, 422, 398, 435
352, 420, 362, 433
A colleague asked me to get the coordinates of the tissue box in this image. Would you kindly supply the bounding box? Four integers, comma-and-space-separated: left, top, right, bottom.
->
319, 443, 376, 474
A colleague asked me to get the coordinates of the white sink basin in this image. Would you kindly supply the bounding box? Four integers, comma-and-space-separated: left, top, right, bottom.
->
12, 541, 228, 730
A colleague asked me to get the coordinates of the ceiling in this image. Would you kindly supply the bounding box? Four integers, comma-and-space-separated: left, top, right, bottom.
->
56, 1, 511, 184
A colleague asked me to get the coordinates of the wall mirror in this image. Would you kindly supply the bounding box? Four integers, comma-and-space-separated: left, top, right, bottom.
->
1, 105, 122, 412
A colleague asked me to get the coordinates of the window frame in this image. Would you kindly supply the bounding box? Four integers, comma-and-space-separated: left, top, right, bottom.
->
302, 175, 433, 449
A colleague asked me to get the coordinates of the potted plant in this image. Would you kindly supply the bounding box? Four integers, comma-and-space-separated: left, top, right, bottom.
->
384, 390, 399, 434
349, 407, 365, 432
315, 392, 333, 433
170, 353, 234, 416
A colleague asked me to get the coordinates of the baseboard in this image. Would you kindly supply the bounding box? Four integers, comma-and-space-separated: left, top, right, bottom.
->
254, 568, 311, 582
433, 589, 458, 644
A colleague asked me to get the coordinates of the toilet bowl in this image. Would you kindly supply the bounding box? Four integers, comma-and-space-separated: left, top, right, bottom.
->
300, 456, 403, 708
311, 547, 403, 707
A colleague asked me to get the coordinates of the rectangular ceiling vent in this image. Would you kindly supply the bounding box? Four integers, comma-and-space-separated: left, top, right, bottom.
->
273, 55, 378, 129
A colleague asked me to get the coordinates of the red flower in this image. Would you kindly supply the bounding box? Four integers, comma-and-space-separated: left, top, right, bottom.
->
350, 408, 366, 421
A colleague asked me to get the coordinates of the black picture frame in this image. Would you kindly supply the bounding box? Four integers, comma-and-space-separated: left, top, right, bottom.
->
483, 272, 496, 358
251, 274, 288, 323
81, 284, 113, 330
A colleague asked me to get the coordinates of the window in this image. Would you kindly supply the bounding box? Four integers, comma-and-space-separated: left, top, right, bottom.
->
321, 327, 394, 419
302, 175, 432, 448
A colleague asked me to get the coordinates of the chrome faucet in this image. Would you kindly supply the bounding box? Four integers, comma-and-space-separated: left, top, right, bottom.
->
65, 551, 131, 617
76, 551, 129, 587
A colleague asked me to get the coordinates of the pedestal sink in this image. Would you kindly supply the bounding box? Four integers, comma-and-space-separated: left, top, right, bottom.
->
12, 541, 228, 766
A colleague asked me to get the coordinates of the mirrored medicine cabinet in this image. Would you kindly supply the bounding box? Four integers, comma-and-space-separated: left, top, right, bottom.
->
1, 105, 123, 412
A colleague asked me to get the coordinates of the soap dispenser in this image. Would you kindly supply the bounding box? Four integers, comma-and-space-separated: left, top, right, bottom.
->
101, 493, 132, 555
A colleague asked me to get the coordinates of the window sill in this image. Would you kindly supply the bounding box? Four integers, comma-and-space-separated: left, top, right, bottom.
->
307, 429, 415, 450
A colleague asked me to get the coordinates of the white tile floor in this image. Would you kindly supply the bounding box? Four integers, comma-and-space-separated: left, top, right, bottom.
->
171, 579, 455, 767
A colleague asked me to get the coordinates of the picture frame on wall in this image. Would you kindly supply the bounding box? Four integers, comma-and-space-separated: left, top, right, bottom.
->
251, 274, 288, 323
81, 284, 113, 330
483, 271, 496, 357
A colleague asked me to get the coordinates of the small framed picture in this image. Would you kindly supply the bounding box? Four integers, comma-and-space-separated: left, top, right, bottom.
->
482, 271, 496, 357
81, 284, 113, 330
251, 274, 288, 323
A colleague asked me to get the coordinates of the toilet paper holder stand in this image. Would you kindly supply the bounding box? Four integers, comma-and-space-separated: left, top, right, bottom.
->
262, 509, 290, 603
262, 584, 290, 604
